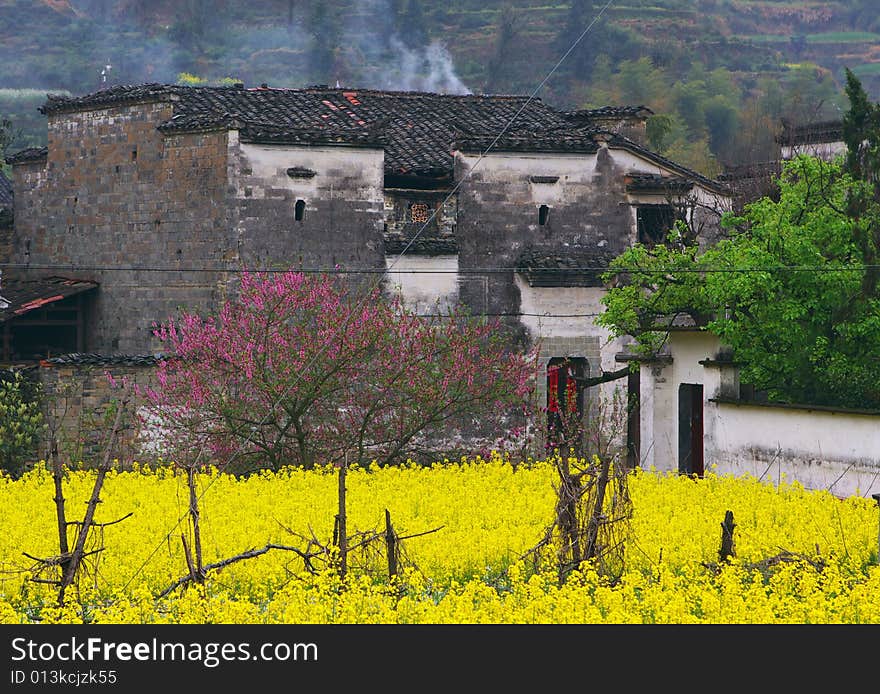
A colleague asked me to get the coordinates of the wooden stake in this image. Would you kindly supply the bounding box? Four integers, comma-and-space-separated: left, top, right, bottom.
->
385, 509, 398, 579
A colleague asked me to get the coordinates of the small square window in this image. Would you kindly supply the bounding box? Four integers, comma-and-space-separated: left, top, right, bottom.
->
410, 203, 430, 223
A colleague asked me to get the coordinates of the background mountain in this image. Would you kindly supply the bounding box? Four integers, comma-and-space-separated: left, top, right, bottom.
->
2, 0, 878, 175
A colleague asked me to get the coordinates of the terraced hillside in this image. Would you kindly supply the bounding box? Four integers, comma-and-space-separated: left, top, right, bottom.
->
1, 1, 878, 167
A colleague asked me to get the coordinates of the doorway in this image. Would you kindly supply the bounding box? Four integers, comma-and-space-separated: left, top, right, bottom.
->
678, 383, 704, 476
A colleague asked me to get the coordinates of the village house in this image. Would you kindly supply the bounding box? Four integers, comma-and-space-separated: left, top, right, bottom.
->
2, 81, 731, 455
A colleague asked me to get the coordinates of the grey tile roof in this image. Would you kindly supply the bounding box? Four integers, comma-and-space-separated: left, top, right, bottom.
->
454, 129, 600, 155
515, 246, 613, 287
41, 83, 570, 179
34, 84, 729, 192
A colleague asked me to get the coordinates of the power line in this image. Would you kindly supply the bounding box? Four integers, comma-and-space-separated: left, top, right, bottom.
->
3, 262, 878, 274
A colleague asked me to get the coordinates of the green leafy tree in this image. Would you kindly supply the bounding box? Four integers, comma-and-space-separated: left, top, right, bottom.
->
0, 371, 45, 478
598, 72, 880, 409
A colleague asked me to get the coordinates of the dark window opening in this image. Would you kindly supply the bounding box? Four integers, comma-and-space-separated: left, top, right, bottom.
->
637, 204, 676, 246
546, 357, 588, 450
295, 199, 306, 222
538, 204, 550, 226
1, 294, 88, 361
131, 148, 138, 161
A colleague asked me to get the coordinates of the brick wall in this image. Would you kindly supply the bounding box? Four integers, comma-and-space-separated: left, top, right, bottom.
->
11, 101, 235, 353
36, 360, 159, 466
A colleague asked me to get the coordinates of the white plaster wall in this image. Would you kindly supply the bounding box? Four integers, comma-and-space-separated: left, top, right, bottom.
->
515, 277, 604, 339
640, 360, 674, 471
385, 254, 458, 314
237, 143, 385, 201
781, 141, 847, 162
456, 151, 599, 193
641, 330, 721, 473
708, 403, 880, 498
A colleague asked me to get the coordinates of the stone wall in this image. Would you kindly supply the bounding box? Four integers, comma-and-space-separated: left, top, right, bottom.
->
35, 358, 159, 466
10, 101, 235, 353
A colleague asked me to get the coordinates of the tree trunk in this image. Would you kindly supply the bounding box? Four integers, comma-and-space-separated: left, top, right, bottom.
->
50, 441, 70, 582
584, 456, 611, 562
58, 402, 124, 604
719, 510, 736, 562
385, 509, 397, 579
187, 466, 204, 579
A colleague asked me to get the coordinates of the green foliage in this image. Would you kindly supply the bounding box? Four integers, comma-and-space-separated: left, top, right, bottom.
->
0, 371, 45, 477
599, 151, 880, 408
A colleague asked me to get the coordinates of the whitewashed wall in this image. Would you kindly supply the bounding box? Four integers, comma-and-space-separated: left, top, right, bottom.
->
384, 254, 458, 314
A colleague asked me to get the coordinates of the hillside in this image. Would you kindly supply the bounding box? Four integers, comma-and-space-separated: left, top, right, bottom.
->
1, 0, 878, 172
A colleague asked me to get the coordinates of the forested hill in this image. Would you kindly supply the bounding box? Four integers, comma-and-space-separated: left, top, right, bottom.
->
2, 0, 879, 174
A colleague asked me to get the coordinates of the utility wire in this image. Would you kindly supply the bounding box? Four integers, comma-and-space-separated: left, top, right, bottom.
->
119, 1, 619, 592
4, 263, 879, 274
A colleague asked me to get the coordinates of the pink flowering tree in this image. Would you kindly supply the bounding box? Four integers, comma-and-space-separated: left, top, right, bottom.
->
142, 271, 535, 473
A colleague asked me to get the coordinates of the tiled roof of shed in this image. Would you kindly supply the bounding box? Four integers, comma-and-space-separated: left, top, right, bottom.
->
607, 134, 730, 194
41, 353, 164, 367
515, 247, 613, 287
0, 276, 98, 322
563, 105, 654, 123
384, 231, 458, 256
0, 171, 12, 207
624, 172, 693, 193
777, 120, 843, 146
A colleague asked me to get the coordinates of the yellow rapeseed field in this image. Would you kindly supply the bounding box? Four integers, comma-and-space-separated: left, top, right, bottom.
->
1, 454, 878, 624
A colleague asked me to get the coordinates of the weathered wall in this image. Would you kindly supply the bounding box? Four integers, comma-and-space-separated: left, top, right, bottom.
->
454, 146, 632, 340
36, 359, 159, 465
385, 254, 458, 314
709, 401, 880, 498
0, 224, 11, 267
11, 101, 235, 353
233, 142, 386, 278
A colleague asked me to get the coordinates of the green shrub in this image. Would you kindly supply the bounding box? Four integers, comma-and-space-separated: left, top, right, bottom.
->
0, 370, 45, 478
